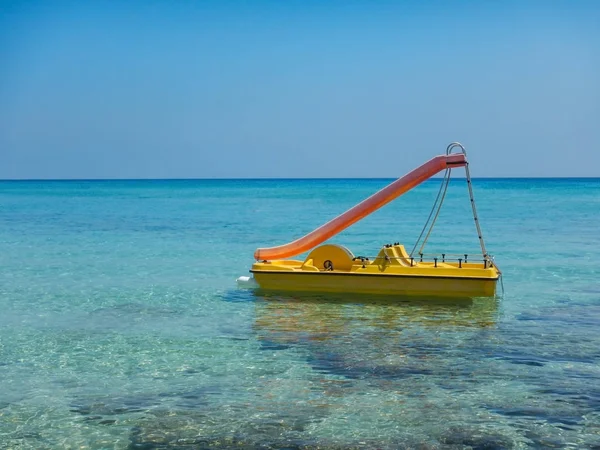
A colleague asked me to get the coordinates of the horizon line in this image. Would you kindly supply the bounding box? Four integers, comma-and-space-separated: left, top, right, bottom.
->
1, 176, 600, 182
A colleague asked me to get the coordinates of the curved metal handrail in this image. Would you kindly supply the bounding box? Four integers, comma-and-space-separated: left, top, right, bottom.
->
446, 142, 467, 156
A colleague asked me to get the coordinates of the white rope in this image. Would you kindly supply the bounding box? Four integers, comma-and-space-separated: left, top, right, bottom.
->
417, 169, 452, 256
410, 168, 451, 257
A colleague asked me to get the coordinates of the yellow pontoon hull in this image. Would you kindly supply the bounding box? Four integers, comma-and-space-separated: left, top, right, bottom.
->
251, 271, 497, 298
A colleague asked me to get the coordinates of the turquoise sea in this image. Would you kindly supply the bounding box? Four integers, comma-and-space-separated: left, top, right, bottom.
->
1, 177, 599, 449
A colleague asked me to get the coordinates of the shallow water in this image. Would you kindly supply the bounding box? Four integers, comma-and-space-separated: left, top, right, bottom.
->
1, 178, 599, 449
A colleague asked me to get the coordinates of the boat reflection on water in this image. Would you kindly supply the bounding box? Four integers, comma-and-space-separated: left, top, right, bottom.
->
254, 290, 499, 337
252, 290, 499, 380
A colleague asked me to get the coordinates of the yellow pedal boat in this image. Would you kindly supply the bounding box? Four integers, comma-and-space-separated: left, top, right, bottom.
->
251, 243, 499, 298
242, 143, 501, 298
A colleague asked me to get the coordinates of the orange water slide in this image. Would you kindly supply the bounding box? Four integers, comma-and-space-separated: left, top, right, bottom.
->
254, 153, 467, 260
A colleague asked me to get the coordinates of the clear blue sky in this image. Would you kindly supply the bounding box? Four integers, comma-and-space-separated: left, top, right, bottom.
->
1, 0, 599, 179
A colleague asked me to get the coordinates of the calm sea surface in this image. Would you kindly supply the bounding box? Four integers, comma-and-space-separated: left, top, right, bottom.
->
1, 178, 599, 449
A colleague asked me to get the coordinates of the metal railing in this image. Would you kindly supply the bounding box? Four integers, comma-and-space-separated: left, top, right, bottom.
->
352, 252, 496, 269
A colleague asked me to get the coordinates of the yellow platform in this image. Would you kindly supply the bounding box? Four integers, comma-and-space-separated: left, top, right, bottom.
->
250, 244, 499, 298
